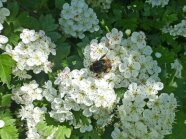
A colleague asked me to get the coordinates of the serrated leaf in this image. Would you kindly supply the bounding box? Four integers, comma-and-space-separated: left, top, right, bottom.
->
47, 32, 61, 42
0, 54, 16, 88
67, 55, 83, 70
0, 126, 18, 139
19, 0, 48, 10
73, 111, 89, 125
165, 111, 186, 139
0, 116, 18, 139
7, 1, 19, 18
71, 135, 79, 139
121, 18, 138, 30
39, 14, 58, 32
115, 87, 126, 99
55, 0, 66, 9
1, 94, 12, 107
36, 122, 56, 137
2, 117, 16, 126
82, 130, 101, 139
56, 43, 71, 59
17, 12, 40, 29
54, 126, 71, 139
53, 43, 71, 69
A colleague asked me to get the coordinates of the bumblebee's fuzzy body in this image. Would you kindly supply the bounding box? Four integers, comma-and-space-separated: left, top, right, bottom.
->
90, 57, 112, 73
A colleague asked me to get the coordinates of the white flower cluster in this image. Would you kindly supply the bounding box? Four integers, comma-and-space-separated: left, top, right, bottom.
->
43, 67, 117, 132
145, 0, 169, 7
84, 28, 161, 88
12, 81, 46, 139
0, 0, 9, 49
12, 80, 43, 105
111, 81, 177, 139
19, 104, 46, 139
162, 20, 186, 37
171, 59, 183, 79
6, 29, 56, 79
59, 0, 99, 39
86, 0, 113, 11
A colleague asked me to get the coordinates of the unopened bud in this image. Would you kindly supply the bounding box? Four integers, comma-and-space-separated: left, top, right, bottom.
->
125, 29, 131, 36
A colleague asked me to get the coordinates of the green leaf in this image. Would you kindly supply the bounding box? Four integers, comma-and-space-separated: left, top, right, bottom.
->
19, 0, 48, 10
17, 12, 40, 29
121, 18, 138, 30
7, 1, 19, 18
0, 54, 16, 88
56, 43, 71, 59
165, 111, 186, 139
37, 121, 56, 137
73, 111, 90, 125
0, 115, 18, 139
55, 0, 66, 9
39, 14, 58, 32
162, 10, 178, 25
71, 135, 79, 139
1, 94, 12, 107
54, 126, 71, 139
2, 117, 16, 128
82, 130, 101, 139
47, 32, 61, 42
0, 126, 18, 139
115, 87, 126, 99
53, 43, 71, 69
67, 55, 83, 70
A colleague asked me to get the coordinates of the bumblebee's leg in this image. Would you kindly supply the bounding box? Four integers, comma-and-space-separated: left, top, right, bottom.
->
96, 73, 102, 79
100, 54, 106, 60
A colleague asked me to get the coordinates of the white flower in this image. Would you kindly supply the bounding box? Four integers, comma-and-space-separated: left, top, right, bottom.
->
119, 60, 141, 78
89, 41, 108, 61
43, 80, 57, 102
171, 59, 183, 78
0, 5, 10, 24
106, 28, 123, 46
20, 29, 39, 44
131, 31, 146, 48
59, 0, 99, 39
155, 52, 162, 58
183, 5, 186, 12
0, 120, 5, 128
146, 0, 169, 7
0, 35, 8, 44
0, 1, 9, 50
0, 23, 3, 31
80, 124, 93, 133
111, 127, 127, 139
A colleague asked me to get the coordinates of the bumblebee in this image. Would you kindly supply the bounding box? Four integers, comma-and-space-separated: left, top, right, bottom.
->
90, 55, 112, 73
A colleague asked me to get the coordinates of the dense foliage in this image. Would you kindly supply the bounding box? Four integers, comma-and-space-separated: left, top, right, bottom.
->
0, 0, 186, 139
